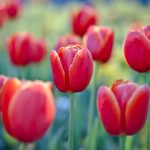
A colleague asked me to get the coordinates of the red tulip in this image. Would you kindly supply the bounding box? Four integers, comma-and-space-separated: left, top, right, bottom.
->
5, 0, 21, 19
97, 80, 149, 135
0, 4, 7, 27
123, 26, 150, 73
2, 80, 55, 142
55, 34, 80, 52
50, 44, 93, 92
83, 25, 114, 63
6, 33, 47, 66
71, 5, 97, 37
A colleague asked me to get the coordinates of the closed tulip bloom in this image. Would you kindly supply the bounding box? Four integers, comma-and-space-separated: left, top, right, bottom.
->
50, 44, 93, 92
123, 25, 150, 73
83, 25, 114, 63
2, 80, 55, 142
71, 5, 97, 37
5, 0, 21, 19
55, 34, 80, 52
6, 33, 47, 66
97, 80, 149, 135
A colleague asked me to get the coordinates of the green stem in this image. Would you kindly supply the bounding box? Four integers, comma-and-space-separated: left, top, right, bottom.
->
144, 73, 150, 150
126, 136, 133, 150
119, 136, 126, 150
148, 107, 150, 150
69, 93, 74, 150
87, 62, 98, 135
18, 143, 27, 150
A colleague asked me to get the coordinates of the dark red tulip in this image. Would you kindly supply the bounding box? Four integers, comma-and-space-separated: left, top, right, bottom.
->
97, 80, 149, 135
55, 34, 80, 52
5, 0, 21, 19
0, 4, 7, 27
6, 33, 47, 66
83, 25, 114, 63
50, 44, 93, 92
2, 80, 55, 142
71, 5, 97, 37
123, 26, 150, 73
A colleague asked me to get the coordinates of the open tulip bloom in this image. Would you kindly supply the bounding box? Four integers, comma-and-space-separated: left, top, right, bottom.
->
50, 44, 93, 150
97, 80, 149, 149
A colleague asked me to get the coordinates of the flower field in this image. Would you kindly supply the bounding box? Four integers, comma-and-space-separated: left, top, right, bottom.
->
0, 1, 150, 150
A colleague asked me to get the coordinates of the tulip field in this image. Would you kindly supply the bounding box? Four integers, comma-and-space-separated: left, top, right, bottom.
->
0, 1, 150, 150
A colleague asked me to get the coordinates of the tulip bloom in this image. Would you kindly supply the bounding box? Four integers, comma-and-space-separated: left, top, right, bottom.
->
2, 80, 55, 142
50, 44, 93, 92
83, 25, 114, 63
6, 33, 47, 66
71, 5, 97, 37
55, 34, 80, 52
5, 0, 21, 19
97, 80, 149, 135
123, 25, 150, 73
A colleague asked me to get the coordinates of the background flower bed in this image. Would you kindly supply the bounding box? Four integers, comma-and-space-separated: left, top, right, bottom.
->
0, 1, 150, 150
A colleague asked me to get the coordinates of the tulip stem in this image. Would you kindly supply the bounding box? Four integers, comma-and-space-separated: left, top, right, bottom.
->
147, 107, 150, 150
19, 143, 27, 150
88, 62, 98, 134
69, 93, 74, 150
119, 136, 126, 150
144, 73, 150, 150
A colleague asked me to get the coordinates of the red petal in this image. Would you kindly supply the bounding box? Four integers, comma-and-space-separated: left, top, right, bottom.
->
50, 50, 66, 92
2, 78, 21, 136
97, 86, 121, 135
125, 85, 149, 135
69, 48, 93, 92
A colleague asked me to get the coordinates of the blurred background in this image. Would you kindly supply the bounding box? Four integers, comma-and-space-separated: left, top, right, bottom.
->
0, 0, 150, 150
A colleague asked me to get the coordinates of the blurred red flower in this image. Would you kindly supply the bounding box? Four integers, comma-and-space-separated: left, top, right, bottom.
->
55, 34, 81, 52
97, 80, 149, 135
83, 25, 114, 63
5, 0, 21, 19
6, 33, 48, 66
71, 5, 97, 37
1, 79, 55, 142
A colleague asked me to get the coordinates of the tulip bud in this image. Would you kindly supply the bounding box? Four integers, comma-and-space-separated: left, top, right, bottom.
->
50, 44, 93, 92
83, 25, 114, 63
55, 34, 81, 52
123, 26, 150, 73
97, 80, 149, 135
71, 5, 97, 37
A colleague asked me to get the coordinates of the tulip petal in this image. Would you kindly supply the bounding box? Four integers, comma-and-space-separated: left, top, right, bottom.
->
2, 78, 21, 136
50, 50, 66, 92
69, 48, 93, 92
97, 86, 121, 135
125, 85, 149, 135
